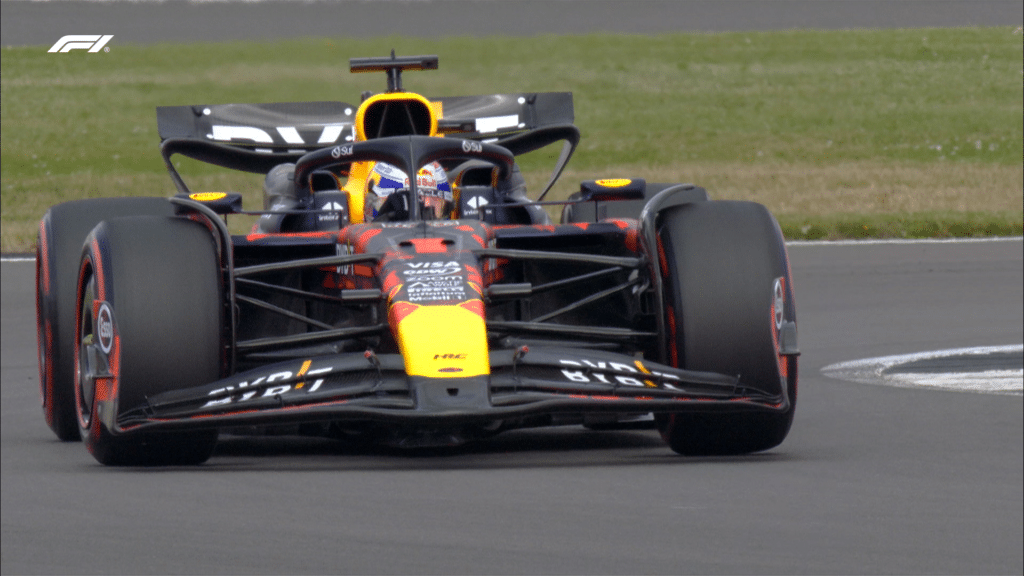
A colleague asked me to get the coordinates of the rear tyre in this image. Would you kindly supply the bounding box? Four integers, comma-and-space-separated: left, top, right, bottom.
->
75, 216, 222, 465
656, 201, 797, 456
36, 198, 174, 441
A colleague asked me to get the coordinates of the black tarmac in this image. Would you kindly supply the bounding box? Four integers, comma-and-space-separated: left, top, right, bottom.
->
3, 240, 1021, 574
2, 0, 1022, 47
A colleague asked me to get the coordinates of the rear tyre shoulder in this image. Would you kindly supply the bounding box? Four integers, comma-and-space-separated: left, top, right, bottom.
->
75, 215, 222, 466
36, 198, 173, 441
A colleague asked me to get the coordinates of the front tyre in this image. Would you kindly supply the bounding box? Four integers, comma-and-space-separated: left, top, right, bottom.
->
75, 216, 222, 466
656, 201, 798, 456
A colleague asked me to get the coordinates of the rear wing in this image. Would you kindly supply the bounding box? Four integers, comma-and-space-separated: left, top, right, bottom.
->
436, 92, 574, 139
157, 93, 579, 198
158, 101, 355, 153
156, 92, 574, 153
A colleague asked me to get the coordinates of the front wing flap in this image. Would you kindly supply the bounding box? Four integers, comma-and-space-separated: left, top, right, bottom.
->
117, 347, 788, 434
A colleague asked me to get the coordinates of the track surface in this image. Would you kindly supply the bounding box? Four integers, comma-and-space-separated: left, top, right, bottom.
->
3, 2, 1023, 574
2, 0, 1022, 46
3, 240, 1021, 575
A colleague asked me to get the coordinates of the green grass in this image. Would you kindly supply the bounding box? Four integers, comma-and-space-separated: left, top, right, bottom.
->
777, 211, 1024, 240
2, 27, 1021, 251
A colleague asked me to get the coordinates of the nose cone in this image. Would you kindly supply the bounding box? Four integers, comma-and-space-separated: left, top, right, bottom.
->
392, 302, 489, 377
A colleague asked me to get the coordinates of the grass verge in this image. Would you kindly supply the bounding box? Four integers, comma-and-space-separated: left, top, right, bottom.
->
2, 27, 1021, 250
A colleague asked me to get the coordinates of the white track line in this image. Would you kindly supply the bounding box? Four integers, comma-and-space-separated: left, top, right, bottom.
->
822, 345, 1024, 396
786, 236, 1022, 247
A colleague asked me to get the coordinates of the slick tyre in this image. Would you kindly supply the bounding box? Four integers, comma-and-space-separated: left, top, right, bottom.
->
656, 201, 798, 456
37, 198, 174, 441
75, 216, 222, 466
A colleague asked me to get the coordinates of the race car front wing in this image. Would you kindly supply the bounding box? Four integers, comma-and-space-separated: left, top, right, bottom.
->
117, 347, 789, 434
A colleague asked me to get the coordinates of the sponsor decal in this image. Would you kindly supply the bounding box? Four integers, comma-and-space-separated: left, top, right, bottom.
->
558, 358, 682, 389
434, 354, 467, 360
331, 145, 353, 158
773, 277, 785, 330
209, 125, 273, 144
49, 35, 113, 53
771, 276, 790, 378
410, 280, 463, 288
189, 192, 227, 202
560, 369, 646, 387
461, 140, 483, 153
403, 261, 462, 275
466, 196, 489, 210
208, 125, 353, 146
317, 201, 346, 222
595, 178, 632, 188
403, 262, 466, 301
475, 114, 520, 134
96, 302, 114, 354
408, 287, 466, 302
275, 125, 349, 145
201, 365, 332, 409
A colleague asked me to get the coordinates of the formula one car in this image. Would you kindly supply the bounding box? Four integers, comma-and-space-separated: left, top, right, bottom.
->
36, 54, 798, 465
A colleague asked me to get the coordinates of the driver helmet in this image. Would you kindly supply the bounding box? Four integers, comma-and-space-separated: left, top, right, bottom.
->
365, 161, 453, 220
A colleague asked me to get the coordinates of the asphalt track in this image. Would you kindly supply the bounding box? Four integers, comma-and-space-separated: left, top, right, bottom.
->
3, 240, 1022, 575
2, 0, 1022, 46
3, 1, 1023, 575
